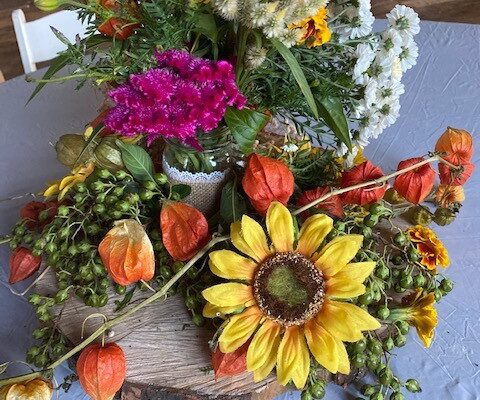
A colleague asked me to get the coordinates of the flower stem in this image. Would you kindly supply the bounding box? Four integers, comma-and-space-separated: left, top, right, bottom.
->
292, 154, 455, 216
0, 235, 229, 388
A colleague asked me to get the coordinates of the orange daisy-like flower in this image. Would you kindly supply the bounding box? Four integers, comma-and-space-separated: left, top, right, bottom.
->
202, 202, 380, 388
407, 225, 450, 270
289, 7, 331, 48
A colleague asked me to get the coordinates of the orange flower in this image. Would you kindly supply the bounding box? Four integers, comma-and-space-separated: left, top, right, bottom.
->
391, 290, 437, 348
435, 184, 465, 207
435, 127, 473, 164
393, 157, 436, 204
340, 160, 387, 206
289, 7, 331, 48
99, 219, 155, 286
242, 154, 294, 215
296, 186, 344, 219
77, 343, 126, 400
160, 201, 210, 261
407, 225, 449, 270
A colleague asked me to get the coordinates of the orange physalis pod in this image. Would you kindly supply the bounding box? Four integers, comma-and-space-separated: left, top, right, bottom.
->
9, 247, 42, 284
241, 153, 294, 215
393, 157, 436, 204
77, 343, 126, 400
212, 341, 249, 379
160, 201, 210, 261
98, 219, 154, 286
296, 186, 344, 219
340, 160, 387, 205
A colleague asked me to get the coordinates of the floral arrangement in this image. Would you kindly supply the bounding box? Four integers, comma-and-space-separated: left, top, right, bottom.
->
0, 1, 476, 400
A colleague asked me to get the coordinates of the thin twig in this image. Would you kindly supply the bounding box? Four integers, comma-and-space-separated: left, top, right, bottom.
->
9, 266, 52, 297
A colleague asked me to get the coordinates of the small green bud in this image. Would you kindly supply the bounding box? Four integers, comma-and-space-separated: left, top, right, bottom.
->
143, 180, 157, 191
93, 204, 106, 214
90, 181, 105, 192
362, 384, 376, 396
364, 214, 379, 228
309, 382, 325, 399
115, 284, 126, 295
400, 274, 413, 289
55, 289, 69, 304
192, 313, 205, 327
390, 392, 404, 400
58, 205, 69, 216
394, 334, 407, 347
115, 170, 128, 180
392, 255, 404, 265
358, 291, 373, 305
407, 247, 420, 262
98, 169, 111, 179
154, 173, 168, 185
383, 337, 395, 351
396, 320, 410, 335
27, 346, 41, 359
434, 288, 443, 302
370, 392, 384, 400
139, 189, 154, 201
413, 274, 427, 288
352, 353, 366, 368
115, 201, 130, 212
433, 208, 455, 226
393, 232, 407, 246
405, 379, 421, 393
354, 338, 367, 353
440, 278, 454, 293
301, 391, 313, 400
376, 306, 390, 320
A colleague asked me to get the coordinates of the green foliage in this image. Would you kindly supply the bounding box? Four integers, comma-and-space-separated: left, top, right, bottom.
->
116, 140, 156, 183
224, 107, 269, 154
220, 180, 247, 224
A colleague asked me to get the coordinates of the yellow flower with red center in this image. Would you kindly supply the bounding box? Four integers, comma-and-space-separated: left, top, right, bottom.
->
391, 290, 438, 348
407, 225, 450, 271
435, 184, 465, 207
289, 7, 331, 48
43, 162, 95, 200
202, 202, 380, 388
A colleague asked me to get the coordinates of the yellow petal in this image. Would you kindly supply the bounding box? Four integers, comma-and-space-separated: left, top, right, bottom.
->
334, 337, 351, 374
240, 215, 271, 262
43, 183, 60, 197
202, 283, 254, 308
304, 320, 339, 373
59, 184, 74, 200
315, 235, 363, 276
231, 219, 271, 263
58, 175, 76, 190
253, 347, 277, 382
209, 250, 256, 281
316, 300, 363, 342
326, 277, 366, 299
328, 301, 381, 331
266, 202, 294, 252
202, 302, 243, 318
219, 306, 262, 353
247, 319, 281, 371
296, 214, 333, 257
333, 261, 376, 283
276, 326, 309, 388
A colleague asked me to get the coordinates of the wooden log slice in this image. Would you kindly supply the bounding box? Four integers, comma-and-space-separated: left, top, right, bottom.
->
36, 272, 286, 400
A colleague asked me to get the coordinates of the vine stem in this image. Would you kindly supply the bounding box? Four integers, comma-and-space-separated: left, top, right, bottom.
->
0, 235, 229, 388
292, 155, 457, 217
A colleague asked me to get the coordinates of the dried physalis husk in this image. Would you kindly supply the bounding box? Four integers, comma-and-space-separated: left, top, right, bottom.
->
93, 136, 125, 171
0, 378, 53, 400
55, 134, 91, 168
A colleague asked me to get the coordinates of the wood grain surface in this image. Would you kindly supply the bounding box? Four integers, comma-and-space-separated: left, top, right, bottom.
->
0, 0, 479, 81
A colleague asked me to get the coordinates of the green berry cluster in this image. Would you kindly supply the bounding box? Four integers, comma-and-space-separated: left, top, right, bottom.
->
26, 326, 68, 369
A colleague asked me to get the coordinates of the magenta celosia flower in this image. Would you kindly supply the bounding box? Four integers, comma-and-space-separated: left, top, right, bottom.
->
105, 50, 246, 147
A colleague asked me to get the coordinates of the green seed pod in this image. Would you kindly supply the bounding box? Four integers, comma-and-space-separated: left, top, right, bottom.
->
115, 201, 131, 212
354, 338, 367, 353
440, 278, 454, 293
93, 136, 125, 172
383, 337, 395, 351
115, 284, 126, 295
434, 288, 443, 302
143, 180, 157, 191
405, 379, 421, 393
411, 206, 433, 225
301, 391, 313, 400
367, 354, 380, 370
370, 392, 384, 400
154, 172, 168, 185
90, 181, 105, 193
392, 255, 404, 266
362, 385, 376, 396
113, 187, 125, 197
362, 226, 372, 238
377, 306, 390, 320
393, 232, 407, 246
309, 382, 325, 399
55, 289, 69, 304
364, 214, 379, 228
192, 313, 205, 327
93, 204, 106, 214
115, 170, 128, 180
390, 392, 404, 400
400, 275, 413, 289
105, 195, 119, 205
352, 353, 366, 368
375, 265, 390, 280
139, 189, 154, 201
369, 203, 385, 215
159, 266, 173, 279
55, 134, 90, 168
396, 320, 410, 335
368, 338, 383, 355
413, 274, 427, 288
358, 291, 373, 305
433, 208, 456, 226
52, 343, 66, 357
407, 247, 420, 262
394, 334, 407, 347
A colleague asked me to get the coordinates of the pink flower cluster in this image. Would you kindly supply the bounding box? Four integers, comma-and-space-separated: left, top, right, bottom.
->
105, 50, 246, 147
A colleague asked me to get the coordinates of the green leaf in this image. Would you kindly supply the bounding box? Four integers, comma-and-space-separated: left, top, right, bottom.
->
114, 287, 136, 312
220, 180, 247, 224
27, 54, 70, 104
171, 184, 191, 199
115, 140, 155, 183
224, 108, 269, 154
317, 95, 352, 150
271, 39, 319, 119
72, 124, 104, 168
193, 12, 218, 43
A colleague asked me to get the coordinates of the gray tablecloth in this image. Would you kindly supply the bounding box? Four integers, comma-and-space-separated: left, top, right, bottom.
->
0, 20, 479, 400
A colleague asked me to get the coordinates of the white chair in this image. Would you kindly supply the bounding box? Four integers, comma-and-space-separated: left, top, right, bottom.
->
12, 9, 89, 74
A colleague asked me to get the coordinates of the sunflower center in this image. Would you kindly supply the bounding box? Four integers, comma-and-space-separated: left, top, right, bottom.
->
253, 252, 325, 326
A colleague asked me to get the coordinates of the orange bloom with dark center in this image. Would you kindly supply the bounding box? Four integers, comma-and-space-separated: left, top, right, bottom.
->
393, 157, 436, 204
341, 160, 387, 205
407, 225, 449, 270
99, 219, 155, 286
296, 186, 344, 219
242, 154, 294, 215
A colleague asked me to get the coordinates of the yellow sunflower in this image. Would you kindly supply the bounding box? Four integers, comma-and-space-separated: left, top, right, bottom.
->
202, 202, 380, 388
